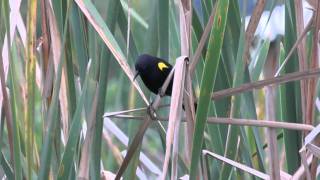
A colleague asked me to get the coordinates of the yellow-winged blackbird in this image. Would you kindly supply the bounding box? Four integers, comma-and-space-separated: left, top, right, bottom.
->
134, 54, 197, 111
134, 54, 173, 96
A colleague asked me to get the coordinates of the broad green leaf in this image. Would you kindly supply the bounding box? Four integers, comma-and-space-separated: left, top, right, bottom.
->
190, 0, 230, 178
282, 1, 301, 173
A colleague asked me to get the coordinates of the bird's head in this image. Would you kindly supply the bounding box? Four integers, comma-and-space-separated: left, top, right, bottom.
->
134, 54, 158, 80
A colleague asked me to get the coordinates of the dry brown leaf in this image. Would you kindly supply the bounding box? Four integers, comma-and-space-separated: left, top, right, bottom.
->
264, 42, 280, 179
161, 56, 187, 180
47, 1, 69, 139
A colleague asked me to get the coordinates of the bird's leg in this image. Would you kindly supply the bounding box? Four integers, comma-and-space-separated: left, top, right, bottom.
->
147, 101, 157, 120
158, 87, 166, 98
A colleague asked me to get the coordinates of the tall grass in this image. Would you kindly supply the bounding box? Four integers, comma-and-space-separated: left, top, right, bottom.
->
0, 0, 319, 179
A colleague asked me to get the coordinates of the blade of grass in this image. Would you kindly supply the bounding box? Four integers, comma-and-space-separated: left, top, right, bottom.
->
169, 0, 181, 59
69, 2, 89, 84
38, 0, 72, 177
249, 40, 270, 81
57, 63, 92, 179
8, 47, 24, 178
2, 0, 22, 178
119, 0, 149, 29
78, 85, 99, 179
190, 0, 229, 178
219, 16, 246, 180
0, 0, 14, 162
0, 151, 13, 179
64, 31, 77, 129
239, 1, 269, 175
117, 5, 139, 60
8, 43, 23, 180
159, 0, 169, 59
26, 0, 38, 178
203, 2, 241, 177
283, 1, 302, 173
38, 43, 65, 180
46, 0, 70, 141
90, 0, 118, 178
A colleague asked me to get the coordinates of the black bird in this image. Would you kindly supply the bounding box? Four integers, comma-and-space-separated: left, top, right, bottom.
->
134, 54, 198, 111
134, 54, 173, 96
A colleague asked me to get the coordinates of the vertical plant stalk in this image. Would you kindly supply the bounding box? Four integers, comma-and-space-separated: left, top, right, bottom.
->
309, 0, 320, 178
183, 65, 195, 166
161, 57, 186, 180
26, 0, 37, 178
294, 0, 308, 126
92, 1, 119, 178
307, 2, 320, 127
179, 0, 191, 56
264, 42, 280, 180
179, 0, 194, 168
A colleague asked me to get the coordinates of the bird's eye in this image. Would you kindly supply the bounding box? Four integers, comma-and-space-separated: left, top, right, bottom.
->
157, 62, 168, 71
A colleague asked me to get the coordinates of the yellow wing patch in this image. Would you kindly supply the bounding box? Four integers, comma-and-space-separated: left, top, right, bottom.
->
157, 62, 168, 71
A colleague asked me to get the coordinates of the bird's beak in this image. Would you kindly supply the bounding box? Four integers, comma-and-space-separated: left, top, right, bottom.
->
133, 71, 139, 81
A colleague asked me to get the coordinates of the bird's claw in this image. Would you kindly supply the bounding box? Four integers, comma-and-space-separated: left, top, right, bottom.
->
158, 88, 165, 97
147, 102, 157, 120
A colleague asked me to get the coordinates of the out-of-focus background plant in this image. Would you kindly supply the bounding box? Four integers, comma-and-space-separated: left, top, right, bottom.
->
0, 0, 320, 179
